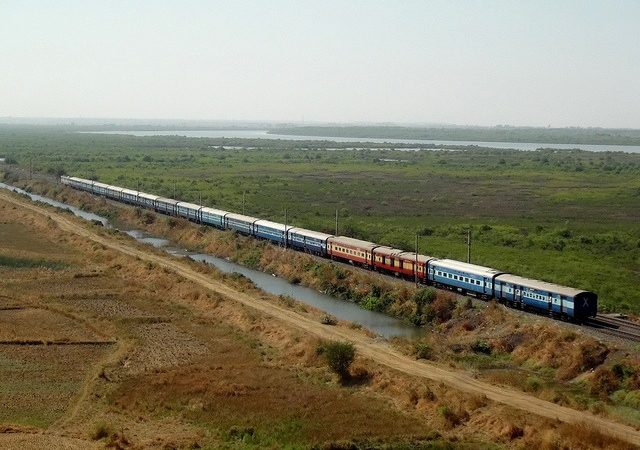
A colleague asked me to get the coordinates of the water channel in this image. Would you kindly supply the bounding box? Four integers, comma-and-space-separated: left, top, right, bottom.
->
0, 182, 426, 339
86, 129, 640, 153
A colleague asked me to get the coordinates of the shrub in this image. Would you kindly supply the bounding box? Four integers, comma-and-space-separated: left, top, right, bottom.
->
611, 389, 640, 409
412, 287, 436, 313
436, 404, 468, 428
470, 340, 492, 355
589, 367, 621, 398
414, 342, 432, 360
426, 294, 456, 323
318, 341, 356, 380
142, 211, 155, 224
90, 421, 112, 440
320, 314, 337, 325
525, 376, 543, 393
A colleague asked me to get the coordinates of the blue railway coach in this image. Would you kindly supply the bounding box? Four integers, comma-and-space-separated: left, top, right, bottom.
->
201, 207, 227, 228
254, 220, 290, 245
494, 274, 597, 320
430, 259, 504, 298
288, 228, 333, 255
155, 197, 179, 216
177, 201, 202, 222
225, 213, 259, 235
137, 192, 158, 208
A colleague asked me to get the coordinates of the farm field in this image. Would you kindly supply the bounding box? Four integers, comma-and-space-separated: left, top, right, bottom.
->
1, 127, 639, 313
1, 179, 640, 449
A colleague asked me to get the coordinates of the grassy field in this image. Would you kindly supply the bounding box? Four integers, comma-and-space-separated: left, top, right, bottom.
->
1, 126, 639, 313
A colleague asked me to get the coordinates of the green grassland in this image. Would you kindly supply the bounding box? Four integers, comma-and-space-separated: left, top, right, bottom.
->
1, 127, 639, 313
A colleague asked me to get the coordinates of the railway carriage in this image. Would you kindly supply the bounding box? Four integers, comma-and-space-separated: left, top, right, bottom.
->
137, 192, 158, 208
395, 252, 435, 282
225, 213, 259, 235
201, 207, 227, 228
287, 228, 333, 255
254, 220, 290, 245
61, 176, 89, 190
430, 259, 504, 298
91, 181, 111, 197
328, 236, 379, 266
120, 187, 139, 204
105, 185, 122, 200
177, 201, 203, 222
373, 247, 407, 275
155, 197, 179, 216
494, 274, 597, 320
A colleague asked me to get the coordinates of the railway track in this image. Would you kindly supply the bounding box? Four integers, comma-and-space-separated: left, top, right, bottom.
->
584, 314, 640, 342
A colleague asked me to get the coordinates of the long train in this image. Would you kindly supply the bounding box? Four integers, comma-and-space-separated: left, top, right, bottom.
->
61, 175, 598, 321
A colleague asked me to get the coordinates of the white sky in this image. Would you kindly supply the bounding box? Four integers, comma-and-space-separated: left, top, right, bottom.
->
1, 1, 639, 127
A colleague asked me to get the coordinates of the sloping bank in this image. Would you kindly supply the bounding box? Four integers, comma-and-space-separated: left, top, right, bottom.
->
13, 177, 461, 329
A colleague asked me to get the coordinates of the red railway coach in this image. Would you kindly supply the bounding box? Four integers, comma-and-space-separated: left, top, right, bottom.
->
373, 247, 435, 281
398, 253, 435, 282
327, 236, 379, 267
372, 246, 405, 273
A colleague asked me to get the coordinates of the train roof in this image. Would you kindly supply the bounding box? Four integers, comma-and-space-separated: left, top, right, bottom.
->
119, 187, 139, 196
67, 176, 89, 183
495, 273, 588, 297
374, 246, 406, 257
398, 252, 437, 264
177, 201, 202, 210
225, 212, 260, 223
288, 227, 333, 241
200, 206, 228, 216
432, 259, 503, 278
329, 236, 379, 251
155, 196, 180, 205
138, 192, 158, 201
254, 219, 291, 231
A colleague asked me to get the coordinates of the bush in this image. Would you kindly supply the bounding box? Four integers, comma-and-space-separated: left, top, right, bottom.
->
142, 211, 155, 224
611, 389, 640, 409
412, 287, 436, 313
90, 421, 112, 440
470, 340, 492, 355
414, 342, 432, 360
318, 341, 356, 380
525, 376, 543, 393
589, 367, 621, 398
320, 314, 337, 325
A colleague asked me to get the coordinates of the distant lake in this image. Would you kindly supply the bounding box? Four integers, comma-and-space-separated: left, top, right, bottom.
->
85, 130, 640, 153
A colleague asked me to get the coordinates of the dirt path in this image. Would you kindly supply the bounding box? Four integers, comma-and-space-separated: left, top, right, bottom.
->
3, 190, 640, 447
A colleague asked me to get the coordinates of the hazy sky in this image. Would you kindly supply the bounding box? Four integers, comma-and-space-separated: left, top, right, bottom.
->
2, 1, 639, 127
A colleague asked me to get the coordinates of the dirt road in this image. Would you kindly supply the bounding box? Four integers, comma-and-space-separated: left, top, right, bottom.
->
3, 190, 639, 447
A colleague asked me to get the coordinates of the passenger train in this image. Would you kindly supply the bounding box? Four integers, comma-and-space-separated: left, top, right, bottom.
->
60, 175, 598, 321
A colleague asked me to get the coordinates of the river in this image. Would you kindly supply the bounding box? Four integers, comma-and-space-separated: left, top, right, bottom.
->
0, 182, 425, 339
85, 130, 640, 153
